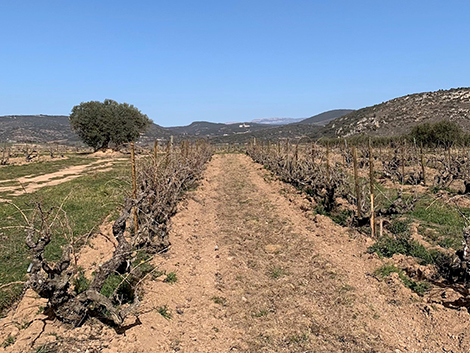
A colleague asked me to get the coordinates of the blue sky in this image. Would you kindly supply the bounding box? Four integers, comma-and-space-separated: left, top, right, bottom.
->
1, 1, 469, 127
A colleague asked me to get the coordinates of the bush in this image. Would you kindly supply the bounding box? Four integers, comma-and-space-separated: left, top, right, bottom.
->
409, 121, 464, 149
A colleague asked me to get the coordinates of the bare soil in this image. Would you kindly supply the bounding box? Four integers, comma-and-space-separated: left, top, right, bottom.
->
1, 153, 470, 352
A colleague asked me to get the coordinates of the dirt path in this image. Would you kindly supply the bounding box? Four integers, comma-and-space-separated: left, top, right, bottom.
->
0, 158, 126, 200
2, 153, 470, 352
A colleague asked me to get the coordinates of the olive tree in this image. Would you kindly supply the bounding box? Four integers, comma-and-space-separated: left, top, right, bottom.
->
69, 99, 151, 150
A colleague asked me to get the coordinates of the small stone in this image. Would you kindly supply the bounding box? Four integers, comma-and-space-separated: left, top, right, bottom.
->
215, 245, 219, 251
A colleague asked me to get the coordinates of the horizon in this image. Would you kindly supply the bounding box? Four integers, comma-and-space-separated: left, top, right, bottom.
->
1, 1, 469, 126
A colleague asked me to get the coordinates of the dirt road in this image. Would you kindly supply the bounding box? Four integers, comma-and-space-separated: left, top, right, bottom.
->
0, 158, 125, 201
2, 153, 470, 352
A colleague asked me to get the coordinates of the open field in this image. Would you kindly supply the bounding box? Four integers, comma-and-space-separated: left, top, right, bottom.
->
0, 152, 131, 313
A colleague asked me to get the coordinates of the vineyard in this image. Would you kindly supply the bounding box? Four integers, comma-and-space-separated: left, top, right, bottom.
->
0, 142, 212, 328
247, 139, 470, 296
2, 139, 470, 352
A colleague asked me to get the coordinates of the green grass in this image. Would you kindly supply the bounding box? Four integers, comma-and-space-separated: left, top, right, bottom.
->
133, 250, 155, 276
269, 266, 288, 279
0, 156, 130, 313
164, 272, 178, 284
314, 204, 354, 227
157, 305, 172, 320
410, 196, 469, 251
252, 309, 268, 317
100, 273, 134, 303
73, 268, 90, 294
374, 264, 430, 295
367, 234, 449, 266
411, 196, 468, 229
387, 218, 412, 235
330, 209, 354, 227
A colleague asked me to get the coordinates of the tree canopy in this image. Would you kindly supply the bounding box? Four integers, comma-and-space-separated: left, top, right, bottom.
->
409, 120, 464, 149
69, 99, 151, 150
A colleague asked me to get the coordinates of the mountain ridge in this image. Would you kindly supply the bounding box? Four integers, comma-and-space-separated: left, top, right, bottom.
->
325, 87, 470, 137
3, 87, 470, 145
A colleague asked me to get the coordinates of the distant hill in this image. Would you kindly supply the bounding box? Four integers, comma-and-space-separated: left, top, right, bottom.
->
325, 88, 470, 137
0, 115, 172, 145
249, 117, 303, 125
211, 123, 323, 144
166, 121, 271, 137
0, 109, 351, 145
0, 115, 80, 144
298, 109, 354, 126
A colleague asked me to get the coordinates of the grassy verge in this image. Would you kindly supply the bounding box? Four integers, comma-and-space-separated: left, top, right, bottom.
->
0, 157, 130, 314
410, 195, 469, 250
374, 264, 430, 295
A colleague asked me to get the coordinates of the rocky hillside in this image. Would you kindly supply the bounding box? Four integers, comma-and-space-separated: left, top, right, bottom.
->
326, 87, 470, 137
0, 115, 80, 144
298, 109, 354, 126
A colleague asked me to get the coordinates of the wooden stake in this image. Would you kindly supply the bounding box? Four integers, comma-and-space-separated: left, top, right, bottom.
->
369, 140, 375, 237
165, 140, 171, 167
311, 142, 315, 164
326, 142, 331, 181
153, 141, 158, 166
352, 146, 362, 218
401, 140, 406, 185
419, 142, 426, 186
130, 142, 138, 234
294, 143, 298, 164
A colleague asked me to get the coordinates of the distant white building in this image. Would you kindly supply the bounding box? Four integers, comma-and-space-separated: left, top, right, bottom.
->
239, 123, 250, 128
